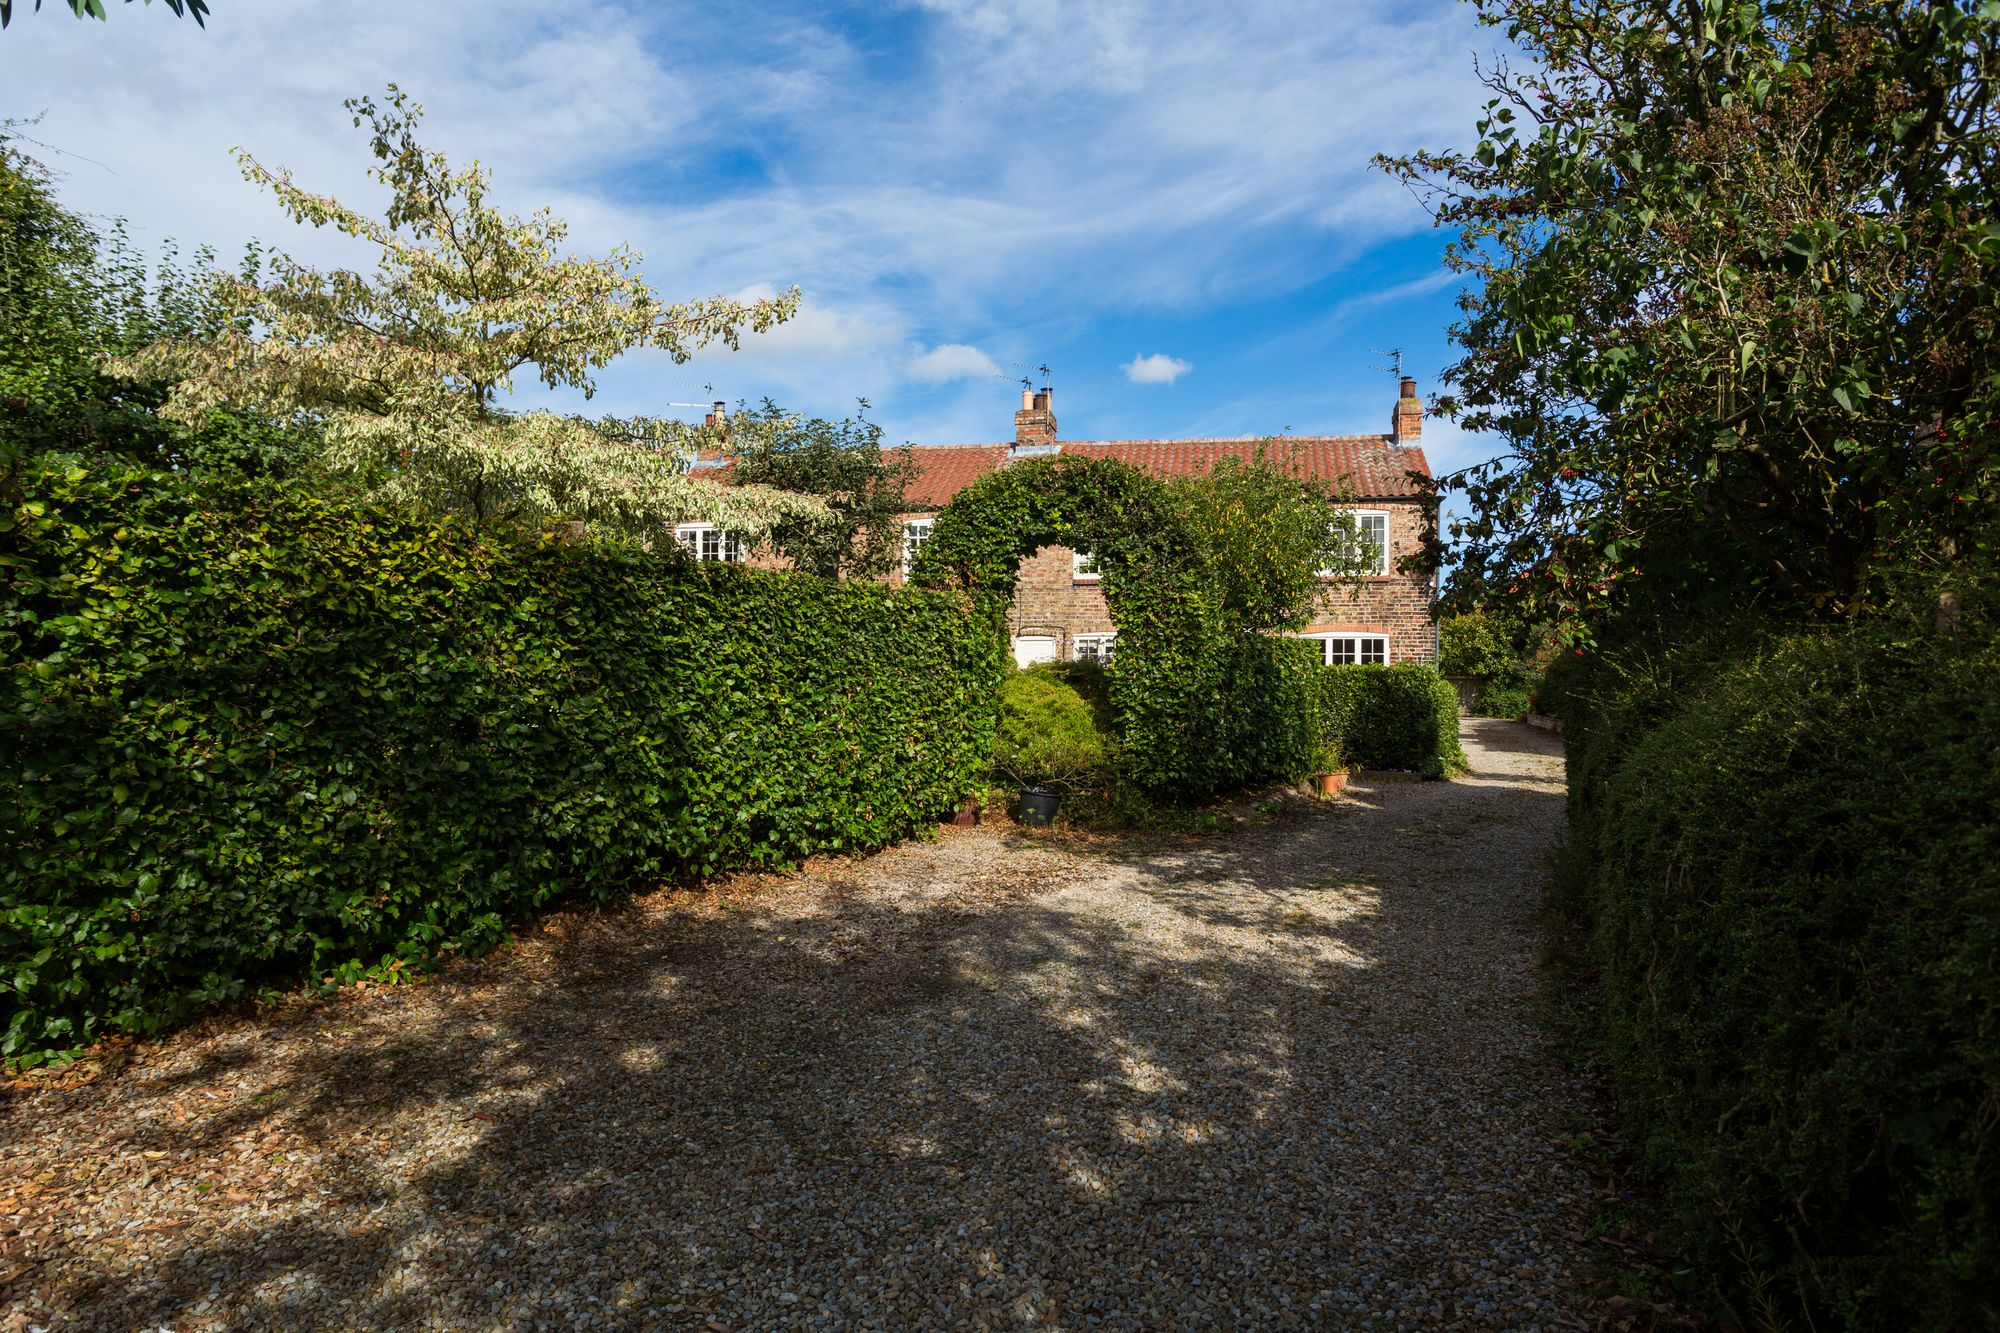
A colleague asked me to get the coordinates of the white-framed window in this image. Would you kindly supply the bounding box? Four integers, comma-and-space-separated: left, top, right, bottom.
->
902, 519, 934, 577
1074, 632, 1117, 665
1322, 509, 1390, 577
674, 522, 742, 563
1072, 549, 1100, 581
1304, 633, 1389, 666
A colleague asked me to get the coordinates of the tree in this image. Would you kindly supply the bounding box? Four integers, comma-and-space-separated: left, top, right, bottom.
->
1379, 0, 2000, 639
1, 129, 309, 481
1170, 448, 1375, 632
0, 0, 206, 27
112, 87, 823, 541
722, 399, 920, 579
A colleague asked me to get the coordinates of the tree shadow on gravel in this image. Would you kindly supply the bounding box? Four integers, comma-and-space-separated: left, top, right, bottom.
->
10, 722, 1579, 1330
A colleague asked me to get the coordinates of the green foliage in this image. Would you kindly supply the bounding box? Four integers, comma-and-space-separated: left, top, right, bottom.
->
990, 669, 1110, 790
1438, 610, 1513, 678
913, 452, 1363, 799
724, 399, 920, 579
1382, 0, 2000, 636
1559, 610, 2000, 1328
1314, 663, 1466, 777
1, 463, 1002, 1066
1472, 683, 1532, 720
0, 0, 206, 28
1, 134, 310, 480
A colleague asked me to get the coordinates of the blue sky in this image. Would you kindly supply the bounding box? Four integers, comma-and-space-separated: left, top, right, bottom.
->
1, 0, 1507, 481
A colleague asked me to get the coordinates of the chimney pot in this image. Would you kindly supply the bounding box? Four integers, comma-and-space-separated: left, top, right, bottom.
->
1013, 385, 1058, 449
1392, 378, 1423, 446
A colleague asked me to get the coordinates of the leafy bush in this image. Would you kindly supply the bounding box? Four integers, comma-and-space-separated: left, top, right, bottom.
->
1562, 614, 2000, 1328
1, 465, 1002, 1066
991, 668, 1109, 790
1473, 683, 1533, 719
1315, 663, 1466, 776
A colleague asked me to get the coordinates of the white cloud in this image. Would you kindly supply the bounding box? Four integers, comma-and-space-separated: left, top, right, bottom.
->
907, 343, 1001, 384
1123, 353, 1192, 385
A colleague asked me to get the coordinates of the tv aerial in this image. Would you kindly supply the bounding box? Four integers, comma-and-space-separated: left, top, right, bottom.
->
1370, 348, 1406, 378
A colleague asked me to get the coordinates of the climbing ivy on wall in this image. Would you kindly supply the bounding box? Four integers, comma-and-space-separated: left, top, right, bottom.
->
911, 454, 1353, 798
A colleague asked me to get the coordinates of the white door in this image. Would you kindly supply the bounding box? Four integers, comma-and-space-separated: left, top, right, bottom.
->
1012, 635, 1058, 667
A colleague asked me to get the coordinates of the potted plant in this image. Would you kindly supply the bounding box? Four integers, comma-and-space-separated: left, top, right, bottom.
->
991, 670, 1109, 826
1311, 743, 1350, 797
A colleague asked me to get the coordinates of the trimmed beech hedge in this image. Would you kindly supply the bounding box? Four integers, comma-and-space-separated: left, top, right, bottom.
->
1317, 663, 1466, 777
2, 466, 1002, 1064
1555, 615, 2000, 1329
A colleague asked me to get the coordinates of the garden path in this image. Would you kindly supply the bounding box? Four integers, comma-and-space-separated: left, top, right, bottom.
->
4, 719, 1593, 1330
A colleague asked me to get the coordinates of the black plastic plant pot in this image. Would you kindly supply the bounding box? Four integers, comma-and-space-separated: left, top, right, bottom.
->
1016, 785, 1061, 826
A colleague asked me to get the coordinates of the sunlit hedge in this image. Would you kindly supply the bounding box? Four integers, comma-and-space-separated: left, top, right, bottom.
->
2, 466, 1002, 1065
1317, 663, 1466, 777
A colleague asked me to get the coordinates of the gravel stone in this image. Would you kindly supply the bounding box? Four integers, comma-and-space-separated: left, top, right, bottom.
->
3, 720, 1590, 1330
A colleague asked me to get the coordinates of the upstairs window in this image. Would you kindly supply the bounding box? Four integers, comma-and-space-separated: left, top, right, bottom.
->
1074, 633, 1116, 665
1305, 633, 1388, 666
674, 522, 742, 563
1072, 550, 1100, 581
1322, 510, 1390, 577
902, 519, 934, 577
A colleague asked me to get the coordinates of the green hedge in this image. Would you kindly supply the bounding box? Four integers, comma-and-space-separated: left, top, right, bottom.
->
1558, 617, 2000, 1328
2, 466, 1002, 1065
1316, 663, 1466, 777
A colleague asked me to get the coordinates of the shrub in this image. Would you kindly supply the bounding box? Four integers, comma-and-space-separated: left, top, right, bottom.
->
1564, 615, 2000, 1328
991, 668, 1109, 790
1, 465, 1002, 1066
1473, 683, 1533, 719
1315, 663, 1466, 776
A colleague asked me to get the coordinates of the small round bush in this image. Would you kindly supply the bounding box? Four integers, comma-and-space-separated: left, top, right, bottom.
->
1476, 684, 1533, 718
991, 669, 1109, 790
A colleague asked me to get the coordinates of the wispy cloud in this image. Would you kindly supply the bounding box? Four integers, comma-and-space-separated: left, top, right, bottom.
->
0, 0, 1506, 444
1123, 353, 1192, 385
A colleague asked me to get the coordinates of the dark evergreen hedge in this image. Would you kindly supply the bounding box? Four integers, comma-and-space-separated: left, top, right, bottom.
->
2, 466, 1002, 1065
1554, 615, 2000, 1329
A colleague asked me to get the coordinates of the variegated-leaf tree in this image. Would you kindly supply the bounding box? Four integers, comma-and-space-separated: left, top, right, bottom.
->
112, 86, 823, 540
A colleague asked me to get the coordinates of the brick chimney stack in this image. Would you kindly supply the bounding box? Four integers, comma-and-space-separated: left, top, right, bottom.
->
1391, 376, 1422, 446
1014, 387, 1057, 448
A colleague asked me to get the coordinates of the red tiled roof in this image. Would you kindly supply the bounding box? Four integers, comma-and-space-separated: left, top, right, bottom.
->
904, 444, 1009, 508
900, 435, 1429, 509
689, 435, 1430, 508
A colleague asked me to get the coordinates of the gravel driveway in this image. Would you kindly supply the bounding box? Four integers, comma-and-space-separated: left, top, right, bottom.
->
4, 719, 1590, 1331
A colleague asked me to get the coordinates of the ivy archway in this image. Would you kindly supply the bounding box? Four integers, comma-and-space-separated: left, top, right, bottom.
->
910, 455, 1316, 798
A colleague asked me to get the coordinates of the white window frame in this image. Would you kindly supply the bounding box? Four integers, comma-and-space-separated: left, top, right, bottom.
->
1322, 509, 1391, 577
901, 519, 934, 577
1303, 632, 1389, 666
674, 522, 742, 563
1073, 632, 1117, 665
1072, 549, 1100, 582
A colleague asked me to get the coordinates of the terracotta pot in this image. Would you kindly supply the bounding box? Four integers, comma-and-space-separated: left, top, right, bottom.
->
944, 796, 982, 827
1315, 771, 1349, 797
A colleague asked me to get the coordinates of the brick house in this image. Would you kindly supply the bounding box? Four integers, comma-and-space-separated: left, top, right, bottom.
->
682, 380, 1438, 666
